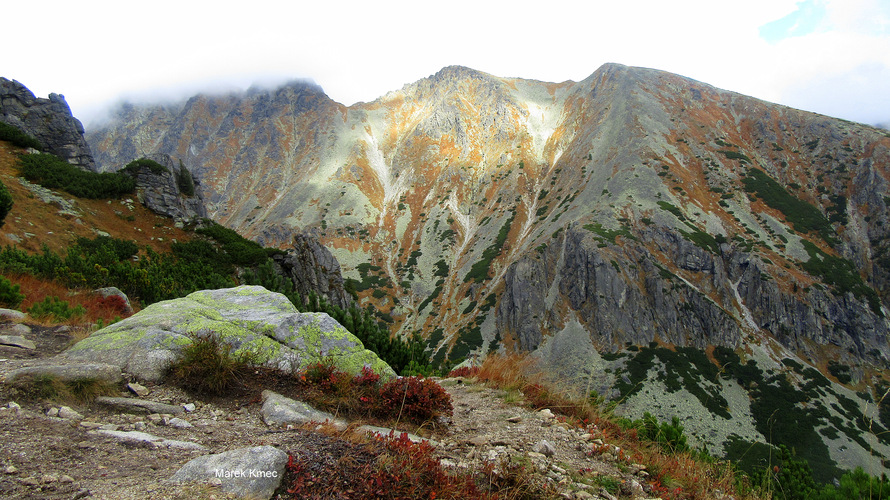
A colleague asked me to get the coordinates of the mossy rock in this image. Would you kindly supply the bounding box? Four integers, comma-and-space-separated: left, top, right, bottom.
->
63, 285, 395, 382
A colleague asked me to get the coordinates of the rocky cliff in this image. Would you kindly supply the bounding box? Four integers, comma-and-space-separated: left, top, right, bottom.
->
86, 64, 890, 370
0, 77, 95, 170
272, 233, 355, 311
123, 154, 207, 226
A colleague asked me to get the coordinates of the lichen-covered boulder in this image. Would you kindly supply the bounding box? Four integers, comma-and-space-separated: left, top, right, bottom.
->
62, 285, 395, 382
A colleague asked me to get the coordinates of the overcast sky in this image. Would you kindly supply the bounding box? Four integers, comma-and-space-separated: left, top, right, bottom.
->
6, 0, 890, 128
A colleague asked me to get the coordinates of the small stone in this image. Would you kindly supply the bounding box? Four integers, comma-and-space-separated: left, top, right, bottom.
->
167, 417, 193, 429
5, 465, 18, 474
99, 423, 119, 431
41, 473, 59, 483
538, 409, 555, 419
182, 403, 196, 413
79, 421, 103, 429
533, 439, 557, 457
60, 475, 75, 483
127, 383, 150, 397
58, 406, 84, 420
7, 402, 21, 413
20, 476, 39, 486
46, 407, 59, 417
133, 422, 147, 431
468, 436, 488, 447
506, 415, 522, 423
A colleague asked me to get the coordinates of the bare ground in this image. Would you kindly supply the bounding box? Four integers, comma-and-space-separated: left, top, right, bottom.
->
0, 322, 655, 500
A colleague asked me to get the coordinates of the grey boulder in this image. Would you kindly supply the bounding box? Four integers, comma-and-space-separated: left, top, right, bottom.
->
62, 285, 395, 382
169, 445, 288, 500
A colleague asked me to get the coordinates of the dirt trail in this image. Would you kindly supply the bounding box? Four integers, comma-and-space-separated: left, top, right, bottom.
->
0, 324, 654, 499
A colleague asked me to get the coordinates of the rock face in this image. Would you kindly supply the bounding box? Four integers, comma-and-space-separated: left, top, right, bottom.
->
0, 77, 94, 170
272, 233, 354, 310
87, 64, 890, 368
123, 155, 207, 225
62, 285, 395, 382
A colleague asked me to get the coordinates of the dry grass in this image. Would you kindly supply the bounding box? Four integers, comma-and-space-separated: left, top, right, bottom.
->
0, 141, 192, 257
473, 352, 756, 500
3, 272, 133, 330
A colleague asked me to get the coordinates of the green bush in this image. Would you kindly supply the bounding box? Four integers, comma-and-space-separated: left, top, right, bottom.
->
619, 412, 690, 454
0, 121, 42, 150
166, 331, 255, 396
176, 161, 195, 196
0, 180, 13, 227
27, 296, 85, 321
121, 158, 169, 176
0, 275, 24, 308
18, 153, 136, 199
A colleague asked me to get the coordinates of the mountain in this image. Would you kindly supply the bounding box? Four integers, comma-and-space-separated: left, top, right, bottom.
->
86, 63, 890, 370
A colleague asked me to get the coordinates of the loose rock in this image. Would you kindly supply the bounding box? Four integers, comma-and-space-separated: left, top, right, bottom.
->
168, 445, 288, 500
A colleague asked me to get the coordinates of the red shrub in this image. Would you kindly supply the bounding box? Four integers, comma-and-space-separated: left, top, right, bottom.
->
93, 294, 131, 316
377, 376, 453, 422
447, 365, 480, 378
283, 432, 484, 499
353, 365, 381, 388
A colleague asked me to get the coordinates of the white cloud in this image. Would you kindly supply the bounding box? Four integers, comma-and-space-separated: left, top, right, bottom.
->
4, 0, 889, 126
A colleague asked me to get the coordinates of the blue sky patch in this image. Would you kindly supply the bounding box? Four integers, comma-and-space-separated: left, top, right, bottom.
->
759, 0, 827, 43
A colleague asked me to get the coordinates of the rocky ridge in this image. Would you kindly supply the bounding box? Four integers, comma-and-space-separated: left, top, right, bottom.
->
0, 78, 95, 170
85, 64, 890, 373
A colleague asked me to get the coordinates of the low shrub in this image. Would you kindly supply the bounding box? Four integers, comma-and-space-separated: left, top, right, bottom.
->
0, 275, 24, 308
91, 294, 131, 317
377, 376, 453, 423
18, 153, 136, 199
165, 331, 255, 396
27, 296, 85, 322
0, 121, 42, 150
282, 431, 486, 499
23, 374, 118, 404
0, 180, 13, 227
120, 158, 169, 176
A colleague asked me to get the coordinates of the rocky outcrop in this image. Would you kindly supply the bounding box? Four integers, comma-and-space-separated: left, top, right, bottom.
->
124, 154, 206, 225
0, 78, 94, 170
272, 233, 354, 310
62, 285, 395, 382
499, 224, 890, 360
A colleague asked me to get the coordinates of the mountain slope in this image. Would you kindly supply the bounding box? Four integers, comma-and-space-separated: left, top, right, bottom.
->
86, 64, 890, 371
